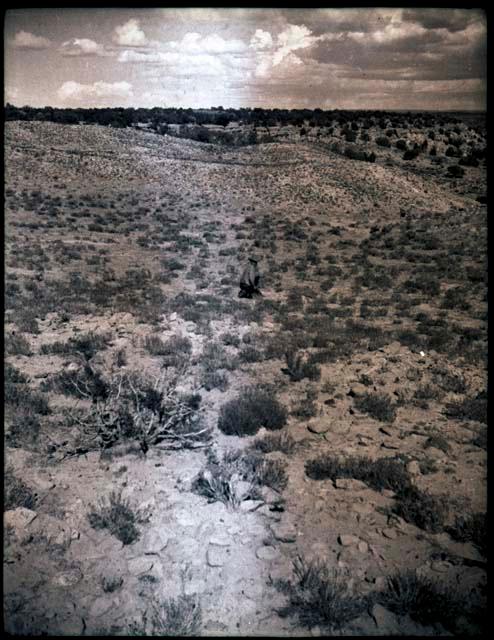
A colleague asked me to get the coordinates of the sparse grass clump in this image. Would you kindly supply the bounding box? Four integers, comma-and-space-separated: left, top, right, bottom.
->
377, 570, 460, 628
218, 387, 287, 436
353, 392, 397, 422
392, 485, 448, 533
305, 454, 412, 493
5, 333, 32, 356
5, 467, 37, 511
444, 391, 487, 424
276, 556, 368, 631
132, 594, 202, 636
283, 350, 321, 382
87, 490, 141, 545
446, 513, 486, 557
252, 432, 297, 455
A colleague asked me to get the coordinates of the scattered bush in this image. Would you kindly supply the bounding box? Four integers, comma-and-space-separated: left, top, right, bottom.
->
276, 556, 368, 631
305, 454, 411, 493
392, 485, 448, 533
444, 391, 487, 424
282, 350, 321, 382
446, 165, 465, 178
132, 595, 202, 636
218, 387, 287, 436
87, 489, 142, 545
252, 432, 297, 455
353, 392, 397, 422
5, 333, 32, 356
446, 512, 487, 557
378, 570, 460, 628
5, 467, 37, 510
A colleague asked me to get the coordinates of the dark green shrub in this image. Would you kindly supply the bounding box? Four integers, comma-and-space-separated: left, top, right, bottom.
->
392, 486, 448, 533
444, 391, 487, 424
5, 467, 37, 510
87, 490, 141, 545
282, 350, 321, 382
446, 165, 465, 178
218, 387, 287, 436
305, 454, 411, 493
353, 392, 396, 422
378, 570, 460, 628
252, 432, 297, 455
277, 556, 368, 631
446, 513, 487, 557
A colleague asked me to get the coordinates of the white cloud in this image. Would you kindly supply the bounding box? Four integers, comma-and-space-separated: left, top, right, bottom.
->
273, 24, 320, 65
12, 30, 51, 50
57, 81, 133, 103
60, 38, 107, 57
250, 29, 273, 50
113, 19, 148, 47
169, 32, 247, 54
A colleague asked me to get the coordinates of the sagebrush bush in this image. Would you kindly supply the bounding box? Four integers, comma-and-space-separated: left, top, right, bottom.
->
276, 556, 368, 631
446, 512, 487, 557
131, 594, 202, 636
353, 392, 397, 422
283, 350, 321, 382
444, 391, 487, 424
252, 432, 297, 455
5, 333, 32, 356
378, 570, 460, 628
5, 467, 37, 510
218, 387, 287, 436
305, 454, 412, 493
87, 490, 141, 545
392, 485, 448, 533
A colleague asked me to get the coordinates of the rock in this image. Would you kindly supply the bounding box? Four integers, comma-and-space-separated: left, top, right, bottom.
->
270, 522, 297, 543
256, 545, 278, 561
407, 460, 421, 475
310, 625, 323, 636
184, 577, 208, 595
381, 489, 396, 499
371, 603, 401, 633
53, 567, 84, 587
374, 576, 387, 590
207, 545, 230, 567
431, 560, 452, 573
307, 422, 330, 435
357, 541, 369, 553
348, 384, 368, 397
352, 502, 374, 515
233, 480, 254, 502
382, 528, 398, 540
338, 534, 360, 547
4, 508, 38, 530
89, 597, 114, 618
335, 478, 368, 491
128, 557, 154, 575
142, 530, 168, 554
209, 534, 231, 547
239, 499, 264, 512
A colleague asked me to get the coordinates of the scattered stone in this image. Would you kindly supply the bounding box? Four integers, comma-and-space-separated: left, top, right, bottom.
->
381, 489, 396, 499
338, 534, 360, 547
357, 541, 369, 553
184, 577, 208, 595
4, 508, 38, 530
207, 545, 230, 567
256, 545, 278, 561
270, 522, 297, 543
352, 502, 374, 515
128, 557, 154, 576
209, 534, 231, 547
53, 567, 84, 587
348, 384, 368, 397
335, 478, 368, 491
89, 597, 114, 618
239, 499, 264, 512
374, 576, 387, 590
431, 560, 452, 573
307, 422, 330, 435
407, 460, 421, 475
142, 530, 169, 554
382, 528, 398, 540
371, 604, 401, 633
233, 480, 254, 502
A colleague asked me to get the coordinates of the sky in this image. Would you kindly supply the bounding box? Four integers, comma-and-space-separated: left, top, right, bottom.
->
4, 8, 487, 111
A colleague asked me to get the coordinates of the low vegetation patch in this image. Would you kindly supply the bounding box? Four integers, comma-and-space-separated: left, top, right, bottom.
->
252, 432, 297, 455
305, 454, 412, 493
87, 489, 142, 545
446, 512, 487, 557
276, 556, 368, 631
217, 387, 287, 436
5, 467, 37, 511
130, 594, 202, 636
353, 392, 397, 422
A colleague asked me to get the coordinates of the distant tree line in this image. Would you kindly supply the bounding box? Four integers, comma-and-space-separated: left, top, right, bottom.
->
4, 103, 468, 132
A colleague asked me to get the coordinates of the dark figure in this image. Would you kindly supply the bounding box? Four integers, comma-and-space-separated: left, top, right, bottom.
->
238, 256, 262, 298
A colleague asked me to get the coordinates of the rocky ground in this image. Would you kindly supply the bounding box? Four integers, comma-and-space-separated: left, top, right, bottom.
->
4, 117, 487, 635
